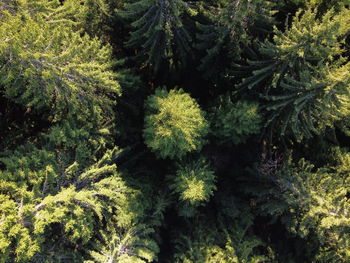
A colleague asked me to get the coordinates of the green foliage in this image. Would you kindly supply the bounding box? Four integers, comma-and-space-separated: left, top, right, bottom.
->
0, 10, 120, 121
169, 157, 216, 217
251, 153, 350, 262
143, 88, 209, 159
236, 7, 350, 140
87, 224, 159, 263
0, 147, 142, 262
2, 1, 350, 262
196, 0, 275, 77
173, 215, 271, 263
210, 96, 262, 145
119, 0, 196, 71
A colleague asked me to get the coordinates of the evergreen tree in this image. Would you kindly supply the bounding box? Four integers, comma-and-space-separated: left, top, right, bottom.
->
250, 151, 350, 262
173, 215, 272, 263
0, 10, 120, 122
2, 1, 350, 262
143, 88, 209, 159
119, 0, 196, 71
235, 7, 350, 140
210, 96, 262, 145
87, 224, 159, 263
169, 157, 216, 217
0, 147, 142, 262
196, 0, 275, 78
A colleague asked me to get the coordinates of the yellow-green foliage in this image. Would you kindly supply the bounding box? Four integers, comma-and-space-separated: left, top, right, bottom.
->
143, 88, 209, 159
86, 224, 159, 263
0, 146, 141, 262
237, 7, 350, 139
0, 7, 120, 122
173, 216, 270, 263
170, 157, 216, 206
2, 1, 350, 262
210, 97, 262, 145
254, 153, 350, 262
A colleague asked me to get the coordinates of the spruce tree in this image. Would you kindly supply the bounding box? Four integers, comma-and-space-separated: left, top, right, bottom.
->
250, 152, 350, 262
173, 215, 271, 263
0, 2, 144, 262
0, 147, 142, 262
235, 7, 350, 140
119, 0, 196, 71
0, 10, 120, 122
196, 0, 275, 78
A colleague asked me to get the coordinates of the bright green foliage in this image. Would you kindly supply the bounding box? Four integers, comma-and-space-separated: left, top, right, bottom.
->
0, 0, 102, 27
252, 153, 350, 262
210, 96, 262, 145
119, 0, 196, 71
236, 7, 350, 139
87, 224, 159, 263
0, 147, 141, 262
0, 10, 120, 121
143, 88, 209, 159
173, 216, 271, 263
0, 2, 141, 261
169, 157, 216, 217
196, 0, 275, 77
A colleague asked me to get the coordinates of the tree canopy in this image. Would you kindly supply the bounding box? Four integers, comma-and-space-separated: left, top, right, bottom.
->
1, 0, 350, 262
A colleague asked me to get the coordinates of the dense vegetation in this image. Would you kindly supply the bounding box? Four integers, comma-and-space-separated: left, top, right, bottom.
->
1, 0, 350, 262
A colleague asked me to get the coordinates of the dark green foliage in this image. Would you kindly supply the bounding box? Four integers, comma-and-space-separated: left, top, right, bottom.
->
249, 152, 350, 262
119, 0, 196, 71
210, 96, 262, 145
143, 88, 209, 159
196, 0, 275, 77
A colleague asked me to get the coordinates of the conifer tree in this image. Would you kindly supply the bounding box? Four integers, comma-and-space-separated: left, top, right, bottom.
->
250, 152, 350, 262
0, 10, 120, 122
210, 96, 262, 145
169, 157, 216, 217
143, 88, 209, 159
0, 2, 144, 262
235, 7, 350, 140
0, 148, 142, 262
3, 1, 350, 262
196, 0, 275, 77
87, 224, 159, 263
173, 215, 271, 263
119, 0, 196, 71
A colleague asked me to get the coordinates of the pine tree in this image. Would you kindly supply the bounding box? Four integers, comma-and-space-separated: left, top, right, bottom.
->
143, 88, 209, 159
118, 0, 196, 71
235, 7, 350, 140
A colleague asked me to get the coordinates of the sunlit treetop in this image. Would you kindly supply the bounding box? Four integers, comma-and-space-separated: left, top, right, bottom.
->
143, 88, 209, 159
